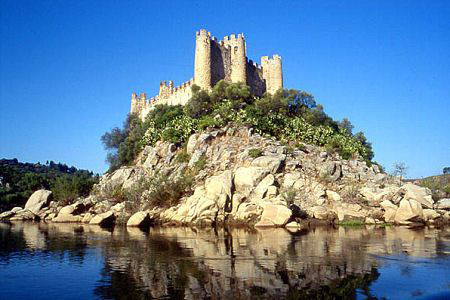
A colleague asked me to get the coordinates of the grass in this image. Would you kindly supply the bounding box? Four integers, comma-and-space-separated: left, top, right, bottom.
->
339, 219, 364, 226
248, 148, 263, 158
175, 150, 190, 163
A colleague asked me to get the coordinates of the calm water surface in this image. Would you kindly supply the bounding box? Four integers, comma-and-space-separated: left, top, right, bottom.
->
0, 222, 449, 299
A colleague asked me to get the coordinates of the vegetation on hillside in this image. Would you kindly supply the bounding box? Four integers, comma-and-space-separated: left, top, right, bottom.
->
102, 81, 375, 171
0, 159, 99, 211
414, 174, 450, 201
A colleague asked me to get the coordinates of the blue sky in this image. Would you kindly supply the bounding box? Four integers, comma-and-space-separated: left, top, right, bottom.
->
0, 0, 449, 178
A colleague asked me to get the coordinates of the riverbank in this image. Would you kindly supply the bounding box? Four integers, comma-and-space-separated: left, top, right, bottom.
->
1, 127, 449, 229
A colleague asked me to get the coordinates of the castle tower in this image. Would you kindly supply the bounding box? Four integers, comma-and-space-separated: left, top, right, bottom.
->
194, 29, 211, 90
130, 92, 138, 114
271, 55, 283, 93
261, 55, 283, 95
230, 33, 247, 84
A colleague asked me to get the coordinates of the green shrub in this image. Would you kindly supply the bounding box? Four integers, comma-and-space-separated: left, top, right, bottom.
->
192, 155, 207, 173
282, 187, 297, 205
175, 150, 190, 164
52, 173, 98, 205
102, 82, 376, 170
248, 148, 263, 158
197, 115, 221, 130
145, 172, 194, 208
101, 114, 146, 171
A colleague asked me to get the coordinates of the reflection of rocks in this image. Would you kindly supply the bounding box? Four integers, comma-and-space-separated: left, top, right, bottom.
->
2, 223, 448, 299
96, 226, 450, 299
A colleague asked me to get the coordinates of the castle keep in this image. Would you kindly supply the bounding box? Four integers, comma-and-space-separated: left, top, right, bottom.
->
131, 29, 283, 120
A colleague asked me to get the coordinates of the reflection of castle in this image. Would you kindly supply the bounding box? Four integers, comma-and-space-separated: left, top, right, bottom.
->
131, 29, 283, 120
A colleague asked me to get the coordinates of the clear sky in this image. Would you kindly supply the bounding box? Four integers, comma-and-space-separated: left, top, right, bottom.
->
0, 0, 449, 178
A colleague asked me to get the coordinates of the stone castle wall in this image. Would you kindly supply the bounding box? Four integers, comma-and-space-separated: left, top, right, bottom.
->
131, 79, 194, 120
131, 29, 283, 120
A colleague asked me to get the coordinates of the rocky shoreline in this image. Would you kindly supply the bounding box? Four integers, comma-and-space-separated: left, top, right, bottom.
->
1, 127, 449, 229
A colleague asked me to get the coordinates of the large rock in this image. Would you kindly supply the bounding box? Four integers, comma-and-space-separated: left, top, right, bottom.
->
52, 213, 82, 223
435, 198, 450, 210
127, 211, 150, 227
0, 210, 15, 220
186, 133, 200, 154
234, 167, 270, 193
398, 183, 434, 209
334, 204, 365, 222
282, 172, 302, 189
326, 190, 341, 201
259, 204, 292, 226
319, 162, 342, 181
9, 209, 39, 221
310, 206, 329, 220
360, 186, 397, 203
384, 208, 397, 223
109, 168, 134, 187
380, 200, 397, 210
143, 146, 159, 169
253, 174, 275, 199
188, 149, 205, 167
82, 213, 93, 223
204, 170, 233, 201
89, 211, 116, 226
251, 155, 285, 173
394, 199, 423, 223
423, 209, 440, 221
58, 201, 86, 216
24, 190, 52, 214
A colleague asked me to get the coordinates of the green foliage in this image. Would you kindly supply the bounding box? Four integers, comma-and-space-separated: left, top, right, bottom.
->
248, 148, 263, 158
175, 150, 190, 164
0, 159, 98, 211
282, 187, 297, 206
416, 174, 450, 200
123, 171, 193, 210
101, 114, 145, 171
148, 173, 193, 208
105, 81, 376, 171
338, 118, 354, 135
192, 155, 207, 173
184, 85, 213, 118
51, 173, 98, 206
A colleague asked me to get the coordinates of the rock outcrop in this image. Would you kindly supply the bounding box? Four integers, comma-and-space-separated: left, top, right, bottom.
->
24, 190, 52, 214
1, 126, 447, 228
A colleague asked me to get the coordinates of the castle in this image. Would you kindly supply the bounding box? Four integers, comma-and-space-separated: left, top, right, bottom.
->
131, 29, 283, 120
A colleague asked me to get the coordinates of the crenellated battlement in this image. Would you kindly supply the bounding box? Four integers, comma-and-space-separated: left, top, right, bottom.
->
131, 29, 283, 120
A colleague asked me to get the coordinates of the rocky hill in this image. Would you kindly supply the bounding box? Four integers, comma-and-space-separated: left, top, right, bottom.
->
2, 126, 449, 229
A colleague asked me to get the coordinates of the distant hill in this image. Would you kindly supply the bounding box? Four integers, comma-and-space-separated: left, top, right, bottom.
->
410, 174, 450, 200
0, 158, 98, 211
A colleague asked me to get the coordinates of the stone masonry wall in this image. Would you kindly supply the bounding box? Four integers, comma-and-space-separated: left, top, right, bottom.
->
131, 29, 284, 120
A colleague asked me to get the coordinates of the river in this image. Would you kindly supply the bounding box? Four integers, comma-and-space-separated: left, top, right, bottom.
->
0, 222, 449, 299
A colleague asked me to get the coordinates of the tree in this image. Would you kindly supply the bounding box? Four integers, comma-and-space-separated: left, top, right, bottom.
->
101, 113, 144, 171
443, 167, 450, 175
338, 118, 354, 135
392, 162, 408, 181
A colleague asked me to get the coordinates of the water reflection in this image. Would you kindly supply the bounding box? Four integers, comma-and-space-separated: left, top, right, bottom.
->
0, 222, 449, 299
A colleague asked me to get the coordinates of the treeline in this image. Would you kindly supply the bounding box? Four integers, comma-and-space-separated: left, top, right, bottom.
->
0, 159, 99, 211
102, 81, 376, 171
